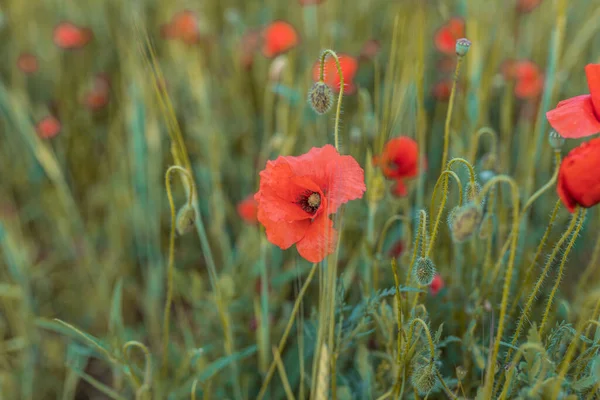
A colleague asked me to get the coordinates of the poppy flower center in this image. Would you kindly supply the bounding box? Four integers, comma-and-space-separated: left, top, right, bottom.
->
298, 191, 322, 214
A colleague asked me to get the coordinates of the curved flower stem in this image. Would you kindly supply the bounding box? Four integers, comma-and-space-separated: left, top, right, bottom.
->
405, 210, 427, 287
506, 205, 578, 361
478, 176, 520, 397
468, 127, 498, 164
498, 343, 547, 400
257, 263, 318, 400
404, 318, 435, 363
391, 259, 409, 398
446, 158, 476, 197
318, 49, 344, 152
162, 166, 195, 376
440, 56, 464, 175
123, 341, 152, 399
539, 207, 586, 336
427, 170, 462, 256
435, 369, 458, 400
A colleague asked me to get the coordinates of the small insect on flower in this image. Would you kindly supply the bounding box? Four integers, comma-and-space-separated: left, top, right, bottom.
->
546, 64, 600, 138
261, 20, 300, 59
557, 137, 600, 213
255, 145, 366, 263
311, 54, 359, 95
434, 17, 465, 55
161, 10, 202, 45
372, 136, 424, 197
36, 116, 61, 139
501, 59, 545, 100
17, 53, 38, 74
53, 22, 93, 50
308, 81, 334, 114
237, 194, 258, 224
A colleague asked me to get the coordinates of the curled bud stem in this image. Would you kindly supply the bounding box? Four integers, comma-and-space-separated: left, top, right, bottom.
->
317, 49, 344, 152
469, 126, 498, 166
163, 165, 195, 376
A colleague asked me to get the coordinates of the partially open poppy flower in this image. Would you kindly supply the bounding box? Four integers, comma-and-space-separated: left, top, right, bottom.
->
557, 137, 600, 213
502, 59, 544, 99
373, 136, 422, 197
36, 116, 61, 139
83, 73, 110, 111
311, 54, 359, 95
517, 0, 543, 13
53, 22, 93, 49
17, 53, 38, 74
161, 10, 201, 45
255, 145, 366, 262
546, 64, 600, 138
261, 20, 299, 59
429, 274, 444, 296
434, 17, 465, 55
237, 194, 258, 224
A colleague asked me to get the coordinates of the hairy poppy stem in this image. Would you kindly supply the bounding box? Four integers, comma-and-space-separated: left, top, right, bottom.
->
404, 318, 435, 364
427, 170, 463, 256
162, 166, 195, 377
318, 49, 344, 152
440, 56, 464, 176
468, 127, 498, 165
539, 207, 586, 337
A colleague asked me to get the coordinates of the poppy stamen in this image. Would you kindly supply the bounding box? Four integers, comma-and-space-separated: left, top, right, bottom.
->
297, 191, 321, 214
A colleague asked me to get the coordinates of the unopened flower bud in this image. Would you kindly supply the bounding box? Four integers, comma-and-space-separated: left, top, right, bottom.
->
413, 257, 436, 286
548, 130, 565, 150
456, 366, 467, 381
176, 204, 196, 235
449, 203, 483, 243
411, 364, 438, 395
308, 81, 333, 114
455, 38, 471, 57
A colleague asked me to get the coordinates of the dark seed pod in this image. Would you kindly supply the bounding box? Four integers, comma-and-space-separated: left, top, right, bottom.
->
176, 204, 196, 235
308, 81, 334, 114
413, 257, 436, 286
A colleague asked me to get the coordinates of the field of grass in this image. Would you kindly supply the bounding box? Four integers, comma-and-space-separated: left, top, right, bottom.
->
2, 0, 600, 399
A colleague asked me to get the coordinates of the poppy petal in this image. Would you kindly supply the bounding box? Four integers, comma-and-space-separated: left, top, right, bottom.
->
312, 54, 358, 95
546, 94, 600, 138
258, 209, 310, 249
296, 215, 337, 262
392, 180, 408, 197
514, 75, 544, 99
557, 137, 600, 212
283, 145, 365, 213
261, 21, 299, 58
585, 64, 600, 118
237, 195, 258, 223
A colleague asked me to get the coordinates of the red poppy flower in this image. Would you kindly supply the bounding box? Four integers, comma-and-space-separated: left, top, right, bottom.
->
546, 64, 600, 139
84, 74, 110, 111
53, 22, 93, 49
255, 145, 366, 262
517, 0, 543, 13
311, 54, 358, 95
17, 53, 38, 74
261, 21, 299, 59
237, 194, 258, 224
557, 137, 600, 213
429, 274, 444, 296
502, 59, 544, 99
161, 10, 201, 45
373, 136, 422, 197
239, 29, 261, 70
432, 80, 452, 101
434, 17, 465, 55
36, 116, 61, 139
360, 39, 381, 60
388, 240, 405, 258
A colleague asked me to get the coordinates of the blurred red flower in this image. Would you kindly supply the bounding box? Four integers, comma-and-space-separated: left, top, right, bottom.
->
434, 17, 465, 55
546, 64, 600, 138
237, 194, 258, 224
255, 145, 365, 262
430, 274, 444, 296
502, 59, 544, 99
298, 0, 325, 4
373, 136, 423, 197
84, 74, 111, 111
311, 54, 358, 95
388, 240, 405, 258
360, 39, 381, 60
161, 10, 201, 44
53, 22, 93, 49
557, 137, 600, 213
261, 20, 299, 58
517, 0, 543, 13
36, 116, 61, 139
239, 29, 261, 70
432, 80, 452, 101
17, 53, 38, 74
